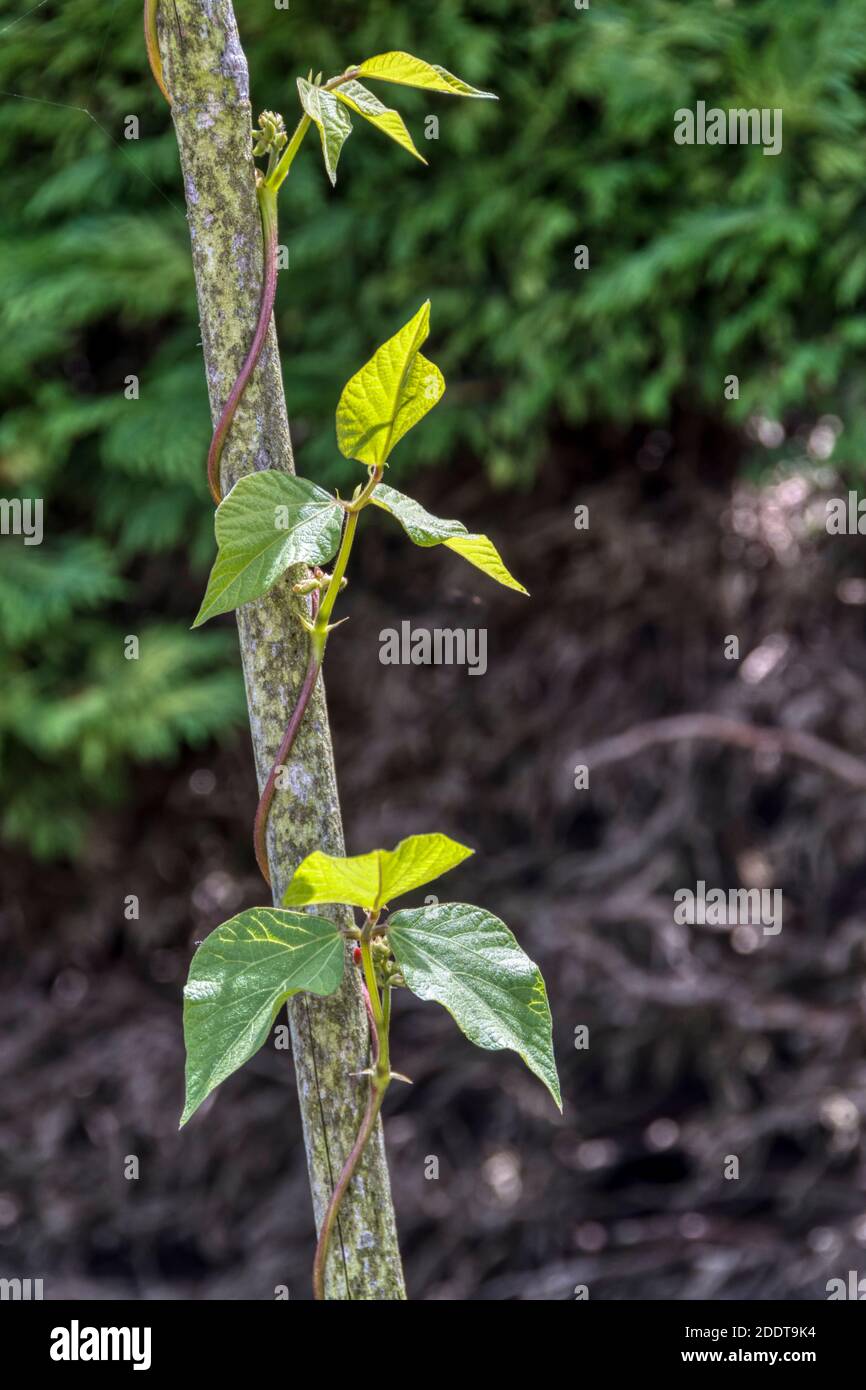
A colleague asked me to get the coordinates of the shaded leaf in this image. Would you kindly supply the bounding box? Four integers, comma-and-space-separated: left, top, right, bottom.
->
297, 78, 353, 185
181, 908, 345, 1125
388, 902, 561, 1109
193, 472, 342, 627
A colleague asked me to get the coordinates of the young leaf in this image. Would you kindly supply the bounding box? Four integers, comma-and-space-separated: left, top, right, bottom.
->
283, 833, 474, 912
356, 52, 497, 101
193, 472, 342, 627
297, 78, 353, 185
181, 908, 345, 1125
372, 483, 528, 595
388, 902, 561, 1110
336, 301, 445, 466
333, 80, 426, 164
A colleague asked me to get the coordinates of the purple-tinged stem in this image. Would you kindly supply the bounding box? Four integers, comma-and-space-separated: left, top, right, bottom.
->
253, 588, 321, 886
252, 483, 369, 884
313, 966, 388, 1301
312, 1086, 384, 1300
207, 181, 279, 504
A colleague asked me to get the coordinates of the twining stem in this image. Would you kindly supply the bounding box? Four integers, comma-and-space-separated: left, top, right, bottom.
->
313, 929, 392, 1301
181, 57, 386, 882
204, 66, 360, 499
253, 466, 383, 885
252, 590, 321, 884
144, 0, 170, 104
207, 180, 279, 504
312, 1080, 386, 1300
143, 27, 361, 498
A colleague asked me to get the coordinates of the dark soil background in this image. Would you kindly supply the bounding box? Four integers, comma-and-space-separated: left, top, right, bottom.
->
3, 426, 866, 1300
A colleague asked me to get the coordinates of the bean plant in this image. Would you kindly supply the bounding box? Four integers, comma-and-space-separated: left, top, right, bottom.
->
146, 13, 560, 1298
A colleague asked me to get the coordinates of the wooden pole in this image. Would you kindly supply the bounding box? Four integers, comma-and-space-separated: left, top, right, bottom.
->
160, 0, 406, 1300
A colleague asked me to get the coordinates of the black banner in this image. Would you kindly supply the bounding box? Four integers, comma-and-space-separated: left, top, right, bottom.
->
1, 1298, 861, 1375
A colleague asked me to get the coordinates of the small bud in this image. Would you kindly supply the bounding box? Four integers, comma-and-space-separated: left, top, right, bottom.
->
252, 110, 287, 159
353, 946, 362, 966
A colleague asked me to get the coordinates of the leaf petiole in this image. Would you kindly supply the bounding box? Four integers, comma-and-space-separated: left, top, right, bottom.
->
313, 466, 382, 640
360, 937, 384, 1029
266, 113, 311, 192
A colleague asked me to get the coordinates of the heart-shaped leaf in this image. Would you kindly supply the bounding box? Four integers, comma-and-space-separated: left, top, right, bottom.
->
356, 52, 497, 101
181, 907, 345, 1125
297, 77, 353, 185
334, 79, 426, 163
388, 902, 561, 1109
193, 472, 342, 626
283, 833, 473, 912
336, 301, 444, 466
372, 483, 528, 594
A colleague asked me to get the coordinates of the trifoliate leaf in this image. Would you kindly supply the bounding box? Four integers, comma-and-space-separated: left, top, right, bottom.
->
336, 302, 444, 466
181, 908, 345, 1125
283, 833, 474, 912
372, 483, 528, 594
356, 52, 497, 100
388, 902, 561, 1109
297, 78, 353, 185
334, 79, 426, 163
193, 471, 342, 627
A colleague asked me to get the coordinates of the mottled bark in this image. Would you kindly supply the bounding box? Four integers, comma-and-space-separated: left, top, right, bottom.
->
160, 0, 405, 1300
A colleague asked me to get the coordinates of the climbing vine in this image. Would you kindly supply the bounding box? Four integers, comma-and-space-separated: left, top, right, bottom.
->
146, 15, 560, 1298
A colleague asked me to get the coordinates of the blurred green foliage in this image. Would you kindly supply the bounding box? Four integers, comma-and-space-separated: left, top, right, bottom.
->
1, 0, 865, 855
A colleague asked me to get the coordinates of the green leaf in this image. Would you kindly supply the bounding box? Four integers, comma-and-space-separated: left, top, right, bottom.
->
372, 483, 528, 595
192, 472, 342, 627
283, 832, 474, 912
297, 78, 353, 185
181, 907, 345, 1125
388, 902, 561, 1110
336, 301, 445, 466
356, 52, 497, 101
334, 80, 427, 164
